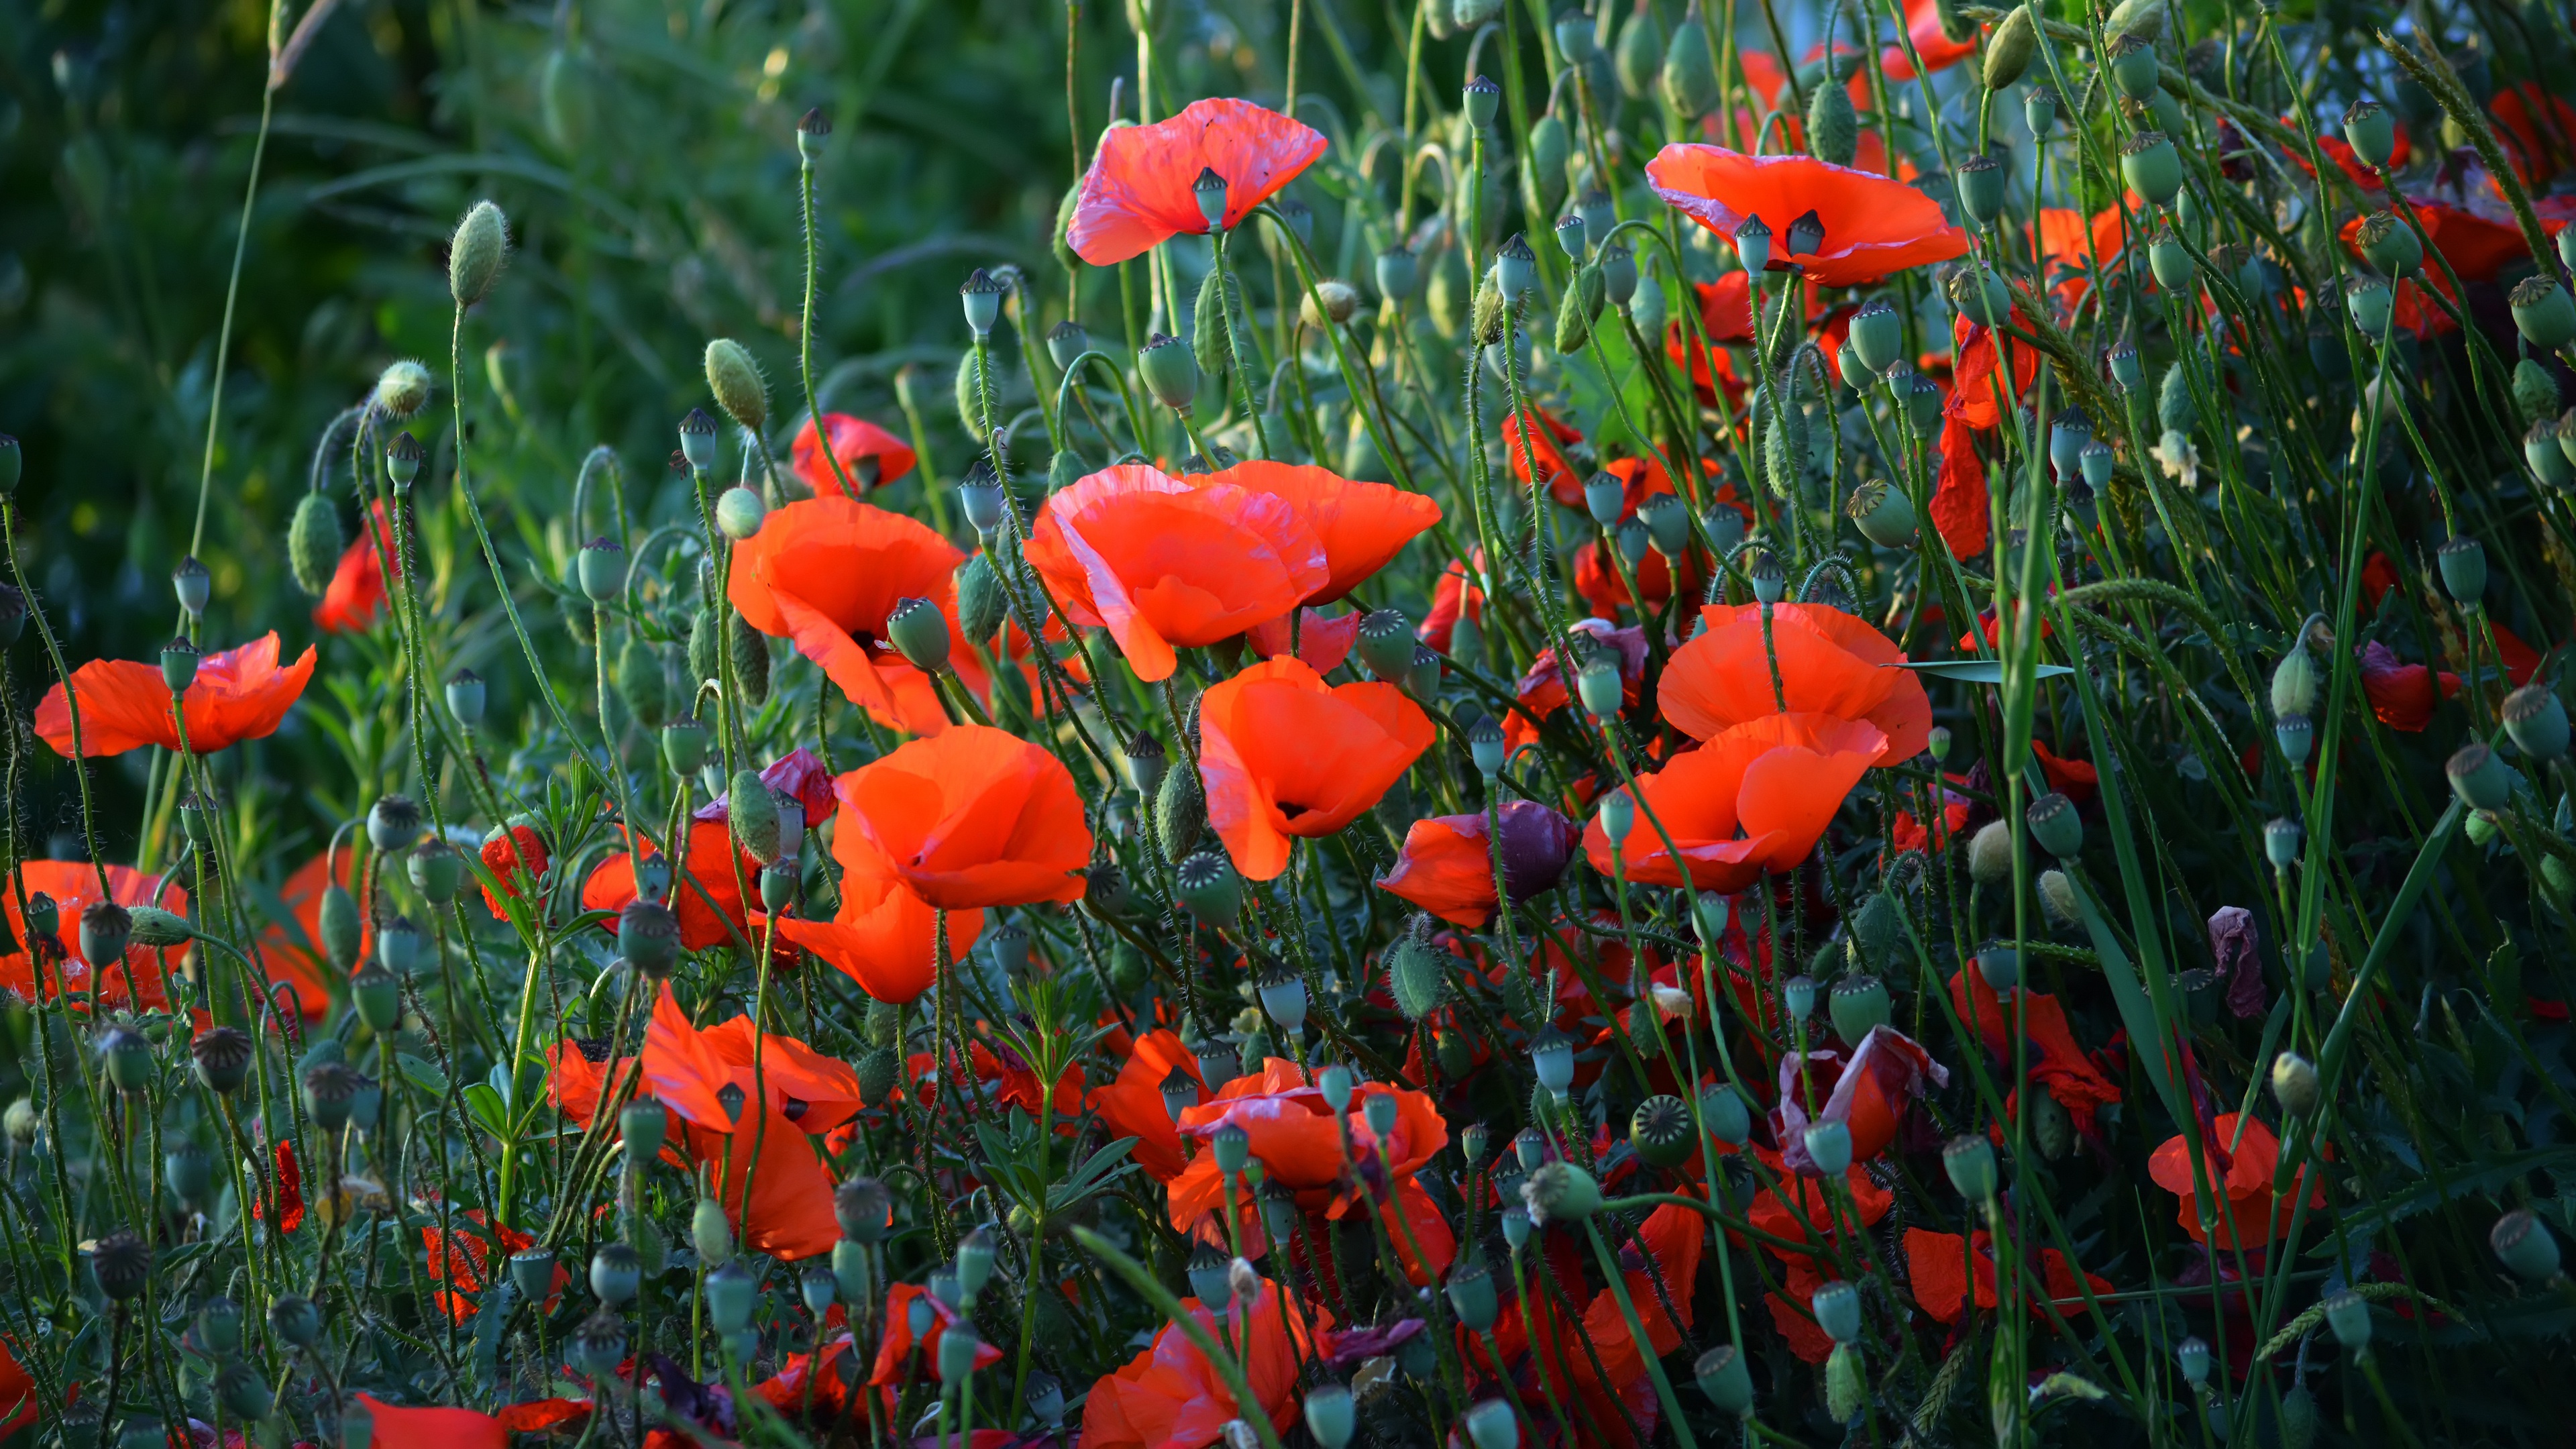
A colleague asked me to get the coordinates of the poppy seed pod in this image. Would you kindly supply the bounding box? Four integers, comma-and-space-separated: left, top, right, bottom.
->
2503, 683, 2569, 761
2119, 131, 2184, 207
1522, 1160, 1602, 1224
2275, 712, 2314, 767
619, 898, 682, 977
1729, 212, 1774, 276
98, 1026, 152, 1093
1303, 1385, 1358, 1449
2270, 1050, 2319, 1116
2336, 98, 2396, 168
2528, 419, 2573, 489
2353, 211, 2420, 276
267, 1292, 323, 1348
612, 1097, 667, 1167
2510, 274, 2576, 353
575, 536, 625, 604
1597, 788, 1635, 849
661, 716, 709, 777
2323, 1291, 2371, 1352
1136, 332, 1199, 413
572, 1310, 627, 1377
287, 491, 343, 598
2027, 792, 2082, 857
678, 407, 722, 472
2107, 32, 2160, 100
1847, 298, 1904, 375
590, 1242, 642, 1304
1829, 974, 1892, 1043
1696, 1344, 1754, 1417
1174, 849, 1241, 928
1943, 1133, 1998, 1199
1630, 1095, 1696, 1168
959, 267, 1010, 339
1349, 607, 1413, 683
2261, 816, 2302, 869
1495, 232, 1538, 300
1803, 1119, 1854, 1175
882, 596, 951, 674
1361, 1089, 1399, 1140
351, 964, 400, 1032
2025, 87, 2057, 134
1781, 973, 1817, 1022
1845, 478, 1917, 549
191, 1026, 253, 1094
2493, 1208, 2563, 1283
170, 555, 211, 619
1257, 967, 1309, 1030
89, 1229, 151, 1303
1955, 153, 2008, 226
1812, 1279, 1863, 1343
159, 637, 199, 694
1968, 818, 2014, 884
80, 900, 133, 974
505, 1246, 557, 1305
1463, 74, 1503, 129
1552, 212, 1589, 264
796, 104, 830, 158
1782, 208, 1826, 264
835, 1175, 892, 1242
2340, 276, 2393, 339
2079, 438, 2116, 490
1463, 1399, 1518, 1449
1044, 319, 1093, 373
448, 201, 509, 307
2447, 741, 2515, 812
194, 1293, 244, 1354
445, 668, 486, 727
302, 1061, 363, 1133
1699, 1081, 1751, 1145
703, 338, 768, 431
2437, 534, 2487, 604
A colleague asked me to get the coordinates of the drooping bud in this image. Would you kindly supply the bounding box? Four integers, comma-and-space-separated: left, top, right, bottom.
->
2269, 1050, 2319, 1116
1806, 70, 1858, 165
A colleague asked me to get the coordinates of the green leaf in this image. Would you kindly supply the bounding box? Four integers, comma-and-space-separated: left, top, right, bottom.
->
2310, 1147, 2576, 1250
1884, 659, 2075, 682
396, 1052, 449, 1097
463, 1083, 511, 1142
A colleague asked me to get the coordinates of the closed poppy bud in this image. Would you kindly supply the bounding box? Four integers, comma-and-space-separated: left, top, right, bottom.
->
1696, 1344, 1754, 1417
2120, 131, 2184, 207
1955, 153, 2007, 226
1968, 819, 2014, 885
287, 491, 343, 598
351, 963, 400, 1032
704, 484, 766, 543
266, 1292, 323, 1348
2512, 358, 2559, 427
704, 337, 768, 433
191, 1026, 252, 1094
2510, 274, 2576, 352
2027, 792, 2082, 857
2447, 741, 2514, 812
1629, 1094, 1695, 1168
2353, 211, 2420, 276
1803, 1120, 1854, 1174
2263, 645, 2320, 722
1845, 479, 1916, 549
312, 881, 363, 974
1136, 331, 1199, 413
303, 1061, 363, 1132
727, 768, 782, 864
1386, 932, 1448, 1020
1943, 1133, 1998, 1199
1829, 974, 1890, 1043
2339, 99, 2396, 168
2270, 1050, 2319, 1116
1356, 608, 1415, 682
448, 200, 509, 306
2504, 683, 2569, 761
2493, 1208, 2563, 1283
1983, 3, 2036, 87
1523, 1160, 1601, 1224
1554, 265, 1605, 352
158, 637, 200, 695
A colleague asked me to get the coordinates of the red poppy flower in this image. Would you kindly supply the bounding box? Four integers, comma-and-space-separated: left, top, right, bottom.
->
1891, 795, 1970, 855
902, 1040, 1081, 1122
1189, 460, 1441, 604
2357, 641, 2459, 732
1169, 1058, 1454, 1283
869, 1283, 1004, 1399
0, 1340, 34, 1438
2339, 197, 2529, 285
1026, 464, 1328, 682
1904, 1227, 2111, 1324
422, 1210, 567, 1322
1499, 406, 1586, 508
2149, 1112, 2325, 1248
1770, 1025, 1946, 1170
0, 861, 186, 1012
1244, 606, 1360, 674
1379, 801, 1580, 928
1066, 97, 1328, 266
1081, 1277, 1332, 1449
2035, 207, 2127, 310
1574, 536, 1702, 617
1881, 0, 1980, 78
36, 633, 315, 757
316, 501, 400, 634
478, 824, 549, 921
638, 983, 864, 1259
353, 1395, 507, 1449
790, 413, 916, 496
1585, 714, 1890, 891
1646, 146, 1968, 286
1196, 657, 1436, 881
1503, 619, 1648, 753
2282, 121, 2410, 189
1930, 413, 1990, 559
728, 496, 969, 737
1946, 969, 2123, 1136
270, 1136, 305, 1235
254, 851, 360, 1018
2033, 740, 2098, 802
769, 820, 981, 1006
2492, 82, 2576, 185
1493, 1200, 1702, 1441
1418, 556, 1486, 654
1663, 318, 1754, 409
1740, 1142, 1892, 1246
1659, 600, 1934, 762
1085, 1028, 1204, 1182
833, 724, 1091, 910
492, 1401, 591, 1437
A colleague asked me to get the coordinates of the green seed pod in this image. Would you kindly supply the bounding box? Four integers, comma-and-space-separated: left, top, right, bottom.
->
1828, 974, 1891, 1043
1700, 1083, 1751, 1144
1696, 1345, 1754, 1417
449, 201, 510, 307
1982, 5, 2037, 89
1629, 1095, 1696, 1168
2447, 741, 2515, 812
1387, 932, 1449, 1021
1356, 608, 1415, 682
351, 963, 401, 1032
2148, 231, 2196, 290
1137, 332, 1199, 413
99, 1026, 153, 1093
616, 637, 671, 731
1525, 114, 1571, 219
885, 596, 951, 673
2119, 131, 2184, 208
1807, 70, 1858, 166
216, 1361, 272, 1422
1521, 1161, 1602, 1224
303, 1061, 364, 1134
661, 717, 709, 777
2504, 683, 2570, 761
2511, 274, 2576, 352
166, 1142, 213, 1205
619, 898, 682, 977
2158, 364, 2197, 434
1848, 299, 1904, 374
191, 1026, 253, 1094
1662, 7, 1721, 118
2341, 99, 2398, 169
288, 492, 343, 598
2438, 533, 2487, 603
2027, 790, 2082, 857
1173, 849, 1241, 928
703, 338, 768, 433
2107, 32, 2161, 101
2492, 1208, 2563, 1283
2354, 211, 2421, 277
319, 883, 362, 973
1845, 478, 1917, 549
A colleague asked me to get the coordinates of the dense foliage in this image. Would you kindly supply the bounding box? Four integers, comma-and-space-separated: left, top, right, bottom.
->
5, 0, 2576, 1446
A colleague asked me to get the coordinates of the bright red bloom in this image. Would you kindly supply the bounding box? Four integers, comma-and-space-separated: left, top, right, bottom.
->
0, 1340, 33, 1439
247, 851, 341, 1018
1417, 557, 1485, 654
2339, 197, 2529, 285
315, 501, 400, 634
1189, 460, 1440, 605
1741, 1142, 1892, 1246
2033, 739, 2098, 801
833, 724, 1091, 910
1891, 794, 1970, 855
1379, 801, 1580, 928
582, 820, 758, 953
1492, 1201, 1703, 1445
903, 1040, 1081, 1122
1770, 1025, 1946, 1170
2035, 207, 2127, 310
2492, 82, 2576, 186
1085, 1028, 1205, 1182
769, 817, 981, 1006
0, 861, 186, 1012
1501, 407, 1586, 508
1081, 1277, 1331, 1449
1881, 0, 1980, 78
36, 633, 315, 757
1660, 600, 1935, 763
2357, 641, 2459, 732
1503, 619, 1646, 753
2149, 1112, 2325, 1248
1574, 536, 1702, 617
353, 1395, 506, 1449
1066, 98, 1328, 266
728, 495, 969, 737
1585, 714, 1889, 891
1646, 146, 1968, 286
1947, 969, 2124, 1136
1195, 657, 1435, 881
478, 825, 549, 921
790, 413, 916, 496
1244, 606, 1360, 674
870, 1282, 1004, 1396
422, 1210, 566, 1322
1904, 1227, 2111, 1324
1027, 464, 1328, 683
1169, 1057, 1454, 1283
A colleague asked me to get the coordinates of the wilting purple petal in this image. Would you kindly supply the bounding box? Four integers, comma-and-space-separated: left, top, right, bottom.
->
1773, 1025, 1949, 1175
2209, 906, 2264, 1020
1323, 1318, 1425, 1368
696, 747, 837, 826
1493, 800, 1580, 902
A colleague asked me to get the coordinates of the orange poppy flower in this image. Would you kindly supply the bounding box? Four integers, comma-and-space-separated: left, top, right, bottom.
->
832, 723, 1091, 910
637, 983, 863, 1259
1085, 1027, 1205, 1182
1417, 556, 1486, 654
1585, 714, 1888, 891
316, 500, 400, 635
1881, 0, 1980, 78
790, 413, 916, 496
1501, 407, 1586, 508
2357, 641, 2459, 733
1026, 463, 1328, 682
1244, 606, 1360, 674
2149, 1113, 2326, 1248
1663, 317, 1754, 410
1169, 1057, 1454, 1283
728, 496, 968, 737
582, 820, 773, 955
2492, 82, 2576, 185
767, 821, 981, 1005
1739, 1141, 1893, 1246
478, 824, 549, 921
1659, 600, 1935, 763
422, 1210, 567, 1323
254, 851, 362, 1018
1903, 1227, 2110, 1324
1891, 796, 1970, 855
36, 632, 316, 757
1081, 1277, 1331, 1449
0, 1340, 32, 1438
869, 1282, 1004, 1401
1378, 801, 1580, 928
1196, 657, 1435, 881
1770, 1024, 1945, 1169
2035, 206, 2127, 310
1491, 1200, 1701, 1442
2033, 739, 2098, 802
1947, 968, 2124, 1137
353, 1395, 507, 1449
1646, 146, 1968, 286
1189, 460, 1441, 604
1503, 619, 1646, 753
1574, 536, 1702, 617
1065, 97, 1328, 266
0, 861, 186, 1012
